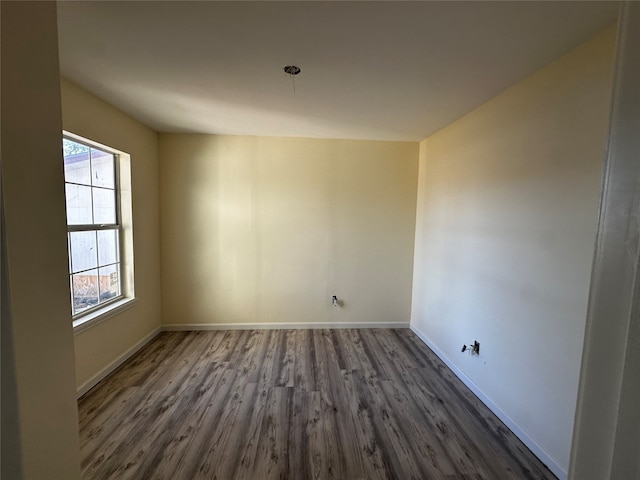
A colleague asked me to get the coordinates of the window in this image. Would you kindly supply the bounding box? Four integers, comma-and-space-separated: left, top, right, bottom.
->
63, 134, 134, 325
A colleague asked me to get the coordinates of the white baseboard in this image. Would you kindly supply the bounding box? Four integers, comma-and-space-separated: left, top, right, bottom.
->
76, 327, 161, 398
162, 321, 409, 331
410, 325, 566, 480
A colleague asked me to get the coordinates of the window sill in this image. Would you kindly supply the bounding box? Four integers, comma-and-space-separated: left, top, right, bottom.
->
73, 297, 137, 335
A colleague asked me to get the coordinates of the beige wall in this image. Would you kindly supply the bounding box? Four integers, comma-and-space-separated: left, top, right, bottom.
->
411, 28, 615, 478
61, 79, 162, 391
1, 3, 81, 478
159, 135, 417, 327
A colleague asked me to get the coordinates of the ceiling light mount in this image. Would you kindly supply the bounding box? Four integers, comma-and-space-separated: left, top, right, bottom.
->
283, 65, 301, 76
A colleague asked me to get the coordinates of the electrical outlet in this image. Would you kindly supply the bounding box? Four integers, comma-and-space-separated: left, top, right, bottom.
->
462, 341, 480, 355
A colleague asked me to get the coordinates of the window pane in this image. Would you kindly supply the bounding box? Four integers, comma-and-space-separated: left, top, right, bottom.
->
65, 184, 93, 225
70, 231, 98, 273
72, 269, 99, 314
63, 140, 91, 185
93, 188, 116, 224
91, 149, 115, 189
64, 134, 128, 320
98, 264, 120, 302
97, 229, 119, 266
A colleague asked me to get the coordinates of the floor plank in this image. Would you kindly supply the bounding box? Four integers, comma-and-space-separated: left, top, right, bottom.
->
78, 329, 557, 480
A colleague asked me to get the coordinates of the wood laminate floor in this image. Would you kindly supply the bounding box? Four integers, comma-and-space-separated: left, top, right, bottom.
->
79, 329, 557, 480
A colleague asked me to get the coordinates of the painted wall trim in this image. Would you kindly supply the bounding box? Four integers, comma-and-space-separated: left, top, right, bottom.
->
163, 322, 410, 331
76, 327, 161, 398
73, 298, 137, 335
410, 325, 566, 480
570, 4, 640, 478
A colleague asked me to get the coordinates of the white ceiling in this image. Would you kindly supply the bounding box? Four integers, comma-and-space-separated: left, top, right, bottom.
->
57, 1, 619, 142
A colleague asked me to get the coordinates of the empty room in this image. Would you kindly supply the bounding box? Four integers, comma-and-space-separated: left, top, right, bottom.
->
2, 1, 639, 480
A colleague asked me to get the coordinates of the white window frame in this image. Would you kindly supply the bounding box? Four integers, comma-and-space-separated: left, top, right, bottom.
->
64, 132, 136, 332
